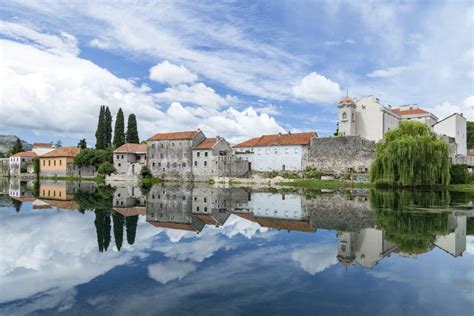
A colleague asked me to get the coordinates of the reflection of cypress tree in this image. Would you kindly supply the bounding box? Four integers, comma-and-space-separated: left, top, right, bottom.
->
94, 210, 112, 252
113, 211, 124, 251
126, 215, 139, 245
370, 190, 452, 254
11, 199, 22, 213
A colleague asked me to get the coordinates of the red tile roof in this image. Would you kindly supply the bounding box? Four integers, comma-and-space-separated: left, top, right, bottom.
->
40, 199, 79, 210
234, 212, 259, 223
10, 196, 36, 202
113, 207, 146, 217
11, 151, 37, 158
114, 143, 147, 154
40, 147, 80, 158
339, 96, 354, 103
194, 138, 218, 149
147, 131, 201, 141
254, 217, 315, 233
195, 214, 218, 225
147, 221, 196, 231
391, 108, 429, 116
234, 132, 316, 148
33, 143, 53, 148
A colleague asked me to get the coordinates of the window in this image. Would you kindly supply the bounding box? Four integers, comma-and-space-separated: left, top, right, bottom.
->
54, 160, 56, 166
285, 148, 289, 154
342, 112, 347, 120
197, 152, 200, 157
121, 155, 124, 159
204, 198, 207, 202
173, 162, 177, 168
196, 206, 200, 212
152, 162, 156, 167
160, 154, 163, 158
43, 161, 45, 166
182, 163, 186, 168
172, 142, 175, 147
152, 144, 156, 149
204, 207, 208, 212
204, 152, 208, 157
204, 161, 207, 167
161, 144, 164, 148
48, 160, 51, 167
158, 162, 161, 167
118, 163, 121, 167
294, 148, 299, 154
59, 160, 62, 166
194, 161, 197, 166
266, 148, 270, 154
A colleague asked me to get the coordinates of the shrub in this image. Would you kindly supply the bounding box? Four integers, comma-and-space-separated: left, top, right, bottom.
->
450, 164, 469, 184
266, 171, 279, 178
97, 162, 115, 175
140, 165, 152, 178
303, 166, 322, 179
75, 148, 113, 168
281, 171, 299, 179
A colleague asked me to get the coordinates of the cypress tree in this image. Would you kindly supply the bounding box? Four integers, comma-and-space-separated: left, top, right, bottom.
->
126, 215, 139, 245
78, 139, 87, 149
95, 106, 106, 149
10, 138, 24, 155
113, 108, 125, 148
113, 211, 124, 251
104, 107, 113, 148
126, 113, 139, 144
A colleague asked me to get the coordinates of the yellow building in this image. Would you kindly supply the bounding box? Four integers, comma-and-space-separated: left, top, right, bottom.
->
39, 147, 83, 176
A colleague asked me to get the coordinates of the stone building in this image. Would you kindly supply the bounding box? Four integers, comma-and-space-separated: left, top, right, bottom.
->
9, 151, 37, 176
39, 147, 95, 177
112, 184, 146, 216
147, 130, 206, 180
233, 132, 317, 172
113, 143, 147, 177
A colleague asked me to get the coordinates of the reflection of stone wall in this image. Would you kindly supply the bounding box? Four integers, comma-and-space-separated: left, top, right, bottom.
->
302, 193, 374, 231
305, 136, 375, 174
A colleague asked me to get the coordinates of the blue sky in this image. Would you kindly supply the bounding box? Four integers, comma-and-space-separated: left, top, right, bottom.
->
0, 0, 473, 145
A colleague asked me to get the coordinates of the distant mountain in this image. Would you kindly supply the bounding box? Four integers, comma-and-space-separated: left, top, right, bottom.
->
0, 135, 32, 156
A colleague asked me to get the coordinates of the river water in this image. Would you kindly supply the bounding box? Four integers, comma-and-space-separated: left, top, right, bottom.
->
0, 179, 473, 315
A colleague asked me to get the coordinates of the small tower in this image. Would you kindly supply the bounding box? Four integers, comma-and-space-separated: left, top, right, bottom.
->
338, 95, 356, 136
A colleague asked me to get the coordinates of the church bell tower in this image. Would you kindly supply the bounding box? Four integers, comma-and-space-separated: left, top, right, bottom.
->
338, 95, 356, 136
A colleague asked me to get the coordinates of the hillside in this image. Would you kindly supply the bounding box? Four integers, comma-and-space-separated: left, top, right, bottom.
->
0, 135, 32, 156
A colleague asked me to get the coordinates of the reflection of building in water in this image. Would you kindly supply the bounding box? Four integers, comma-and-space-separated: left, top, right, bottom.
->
113, 185, 146, 216
337, 229, 397, 268
8, 179, 34, 201
146, 184, 251, 232
38, 181, 96, 210
434, 214, 467, 257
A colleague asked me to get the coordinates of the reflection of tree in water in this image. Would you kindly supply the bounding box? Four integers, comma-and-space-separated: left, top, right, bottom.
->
370, 190, 453, 254
74, 186, 139, 252
10, 198, 22, 213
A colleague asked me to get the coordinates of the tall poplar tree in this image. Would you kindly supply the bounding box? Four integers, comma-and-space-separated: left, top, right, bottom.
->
113, 108, 125, 148
10, 138, 24, 155
126, 113, 139, 144
95, 106, 106, 149
104, 106, 113, 148
113, 212, 124, 251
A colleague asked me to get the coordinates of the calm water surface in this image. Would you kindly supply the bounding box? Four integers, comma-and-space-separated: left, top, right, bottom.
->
0, 179, 473, 315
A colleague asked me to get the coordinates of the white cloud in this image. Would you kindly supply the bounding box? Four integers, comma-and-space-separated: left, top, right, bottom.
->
291, 244, 338, 275
154, 82, 236, 109
367, 65, 411, 78
149, 60, 198, 85
148, 260, 196, 284
464, 95, 474, 108
466, 236, 474, 255
292, 72, 342, 104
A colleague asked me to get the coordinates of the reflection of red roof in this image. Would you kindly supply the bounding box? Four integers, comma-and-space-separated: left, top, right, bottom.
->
41, 199, 79, 210
33, 143, 53, 148
41, 147, 80, 158
194, 138, 218, 149
114, 207, 146, 217
148, 221, 196, 231
148, 131, 200, 141
11, 151, 37, 158
234, 212, 259, 223
234, 132, 316, 148
391, 108, 429, 116
195, 214, 218, 225
114, 143, 147, 154
33, 204, 52, 210
10, 196, 36, 202
254, 217, 315, 233
468, 149, 474, 156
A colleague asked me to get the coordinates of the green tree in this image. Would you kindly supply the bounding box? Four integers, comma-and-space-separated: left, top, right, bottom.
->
95, 106, 106, 149
98, 161, 115, 175
113, 211, 125, 251
126, 215, 139, 245
10, 138, 24, 155
370, 121, 450, 187
467, 121, 474, 149
94, 210, 112, 252
113, 108, 125, 148
105, 106, 113, 148
75, 148, 113, 168
78, 139, 87, 149
55, 140, 62, 148
126, 113, 139, 143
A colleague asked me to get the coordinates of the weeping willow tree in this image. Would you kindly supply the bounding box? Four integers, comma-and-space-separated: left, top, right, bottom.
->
370, 190, 452, 254
370, 121, 450, 187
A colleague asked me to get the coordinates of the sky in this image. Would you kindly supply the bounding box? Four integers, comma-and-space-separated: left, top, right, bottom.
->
0, 0, 473, 146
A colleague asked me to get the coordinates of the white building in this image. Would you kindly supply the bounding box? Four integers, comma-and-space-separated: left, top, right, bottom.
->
433, 113, 467, 156
338, 96, 467, 155
434, 214, 466, 257
113, 143, 147, 176
9, 151, 37, 176
32, 143, 54, 156
233, 132, 317, 172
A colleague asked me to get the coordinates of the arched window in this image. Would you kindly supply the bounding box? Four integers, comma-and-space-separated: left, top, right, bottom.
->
342, 112, 347, 120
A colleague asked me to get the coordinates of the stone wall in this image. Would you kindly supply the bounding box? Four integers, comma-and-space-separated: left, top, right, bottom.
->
305, 136, 375, 174
0, 158, 8, 176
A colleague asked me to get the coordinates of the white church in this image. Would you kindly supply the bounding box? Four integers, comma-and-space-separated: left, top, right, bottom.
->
337, 95, 467, 156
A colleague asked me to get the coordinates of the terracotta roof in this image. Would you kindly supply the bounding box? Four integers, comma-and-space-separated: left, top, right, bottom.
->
113, 207, 146, 217
468, 149, 474, 157
147, 130, 201, 141
234, 212, 259, 223
339, 96, 354, 103
33, 143, 53, 148
234, 132, 316, 148
40, 146, 80, 158
41, 199, 79, 210
32, 204, 52, 210
147, 221, 196, 231
195, 214, 218, 225
391, 108, 429, 116
114, 143, 147, 154
254, 217, 315, 233
11, 151, 37, 158
10, 196, 36, 202
194, 138, 218, 149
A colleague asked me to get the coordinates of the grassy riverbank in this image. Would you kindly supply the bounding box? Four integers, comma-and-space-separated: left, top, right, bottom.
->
40, 175, 105, 183
277, 179, 371, 189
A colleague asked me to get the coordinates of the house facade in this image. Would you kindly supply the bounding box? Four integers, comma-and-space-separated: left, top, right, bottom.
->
233, 132, 317, 172
433, 113, 467, 156
113, 143, 147, 176
9, 151, 37, 176
147, 130, 206, 179
39, 147, 95, 177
